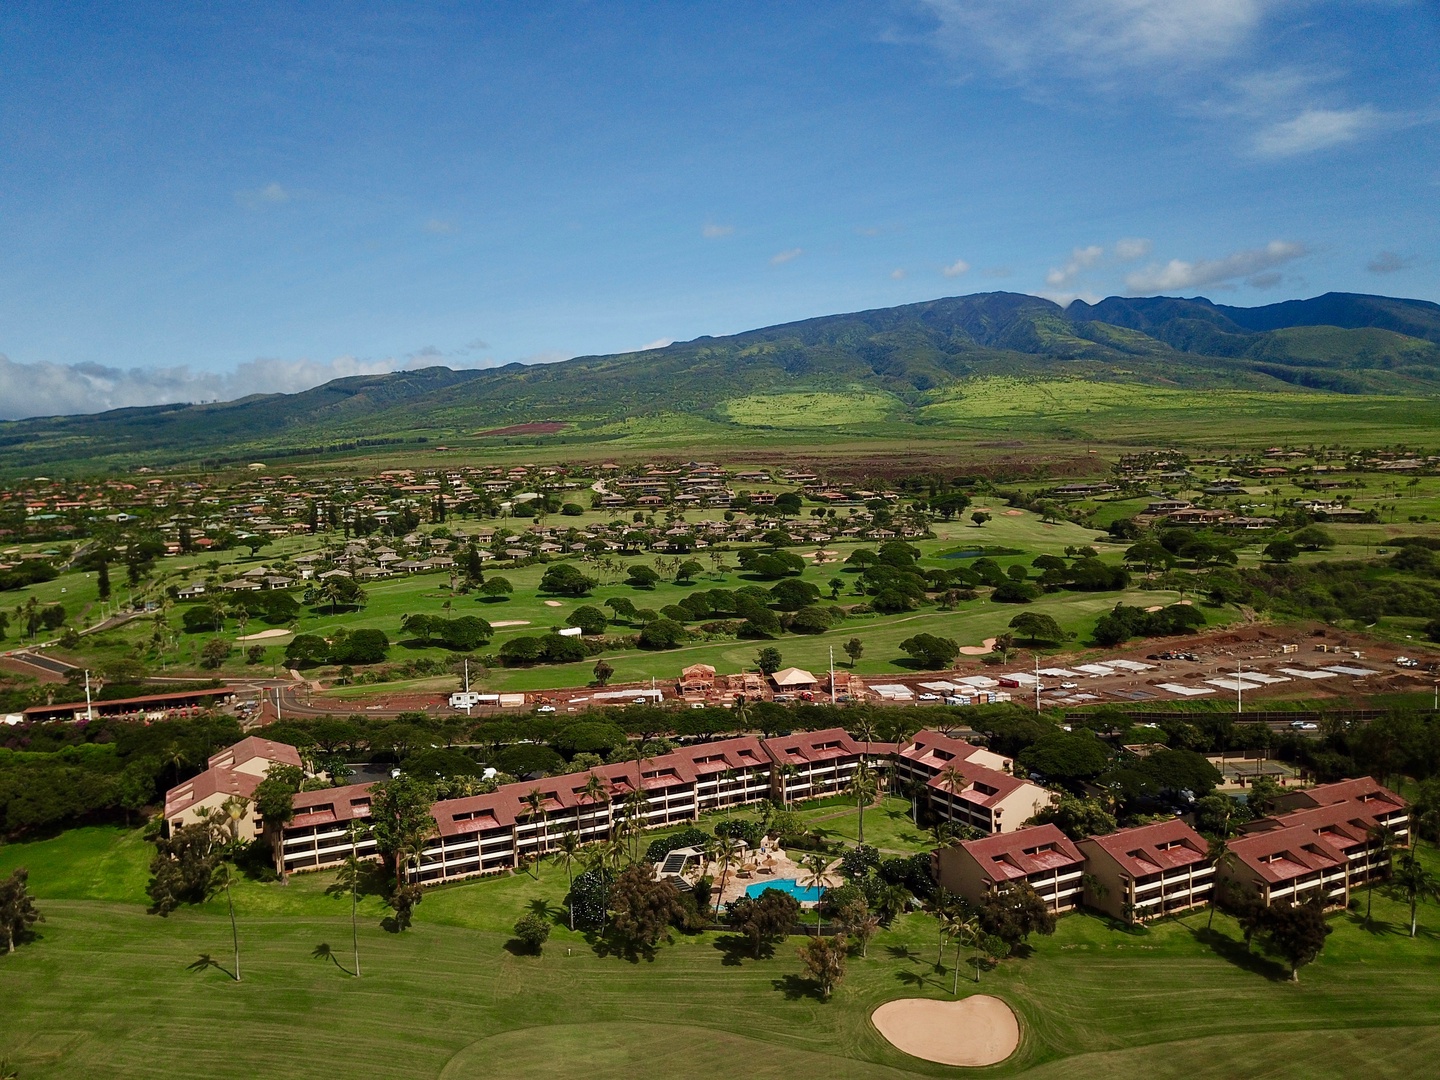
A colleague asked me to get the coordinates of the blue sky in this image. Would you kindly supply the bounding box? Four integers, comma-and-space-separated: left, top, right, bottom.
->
1, 0, 1436, 417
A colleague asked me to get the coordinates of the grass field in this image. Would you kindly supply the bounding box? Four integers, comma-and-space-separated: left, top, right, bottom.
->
2, 825, 1439, 1079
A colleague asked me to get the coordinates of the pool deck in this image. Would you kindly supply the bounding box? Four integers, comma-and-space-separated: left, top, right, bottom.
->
710, 841, 843, 907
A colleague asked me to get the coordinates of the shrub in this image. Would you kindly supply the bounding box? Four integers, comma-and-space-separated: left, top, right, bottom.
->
645, 827, 711, 865
512, 912, 551, 953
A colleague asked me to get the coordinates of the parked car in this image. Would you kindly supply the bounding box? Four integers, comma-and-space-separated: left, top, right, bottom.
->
535, 705, 556, 713
918, 693, 941, 701
1290, 720, 1318, 730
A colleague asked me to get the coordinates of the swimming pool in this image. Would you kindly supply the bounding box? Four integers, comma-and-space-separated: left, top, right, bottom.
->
744, 878, 824, 902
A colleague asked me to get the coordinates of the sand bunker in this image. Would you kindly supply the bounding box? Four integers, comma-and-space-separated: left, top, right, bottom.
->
236, 628, 293, 641
871, 995, 1020, 1067
958, 637, 997, 656
1003, 509, 1025, 516
543, 600, 564, 607
489, 620, 531, 627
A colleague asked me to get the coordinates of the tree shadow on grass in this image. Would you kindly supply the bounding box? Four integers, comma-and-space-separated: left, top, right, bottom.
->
895, 968, 945, 993
773, 974, 825, 1001
502, 939, 543, 957
885, 943, 924, 964
1346, 912, 1401, 937
186, 953, 235, 981
1191, 927, 1287, 981
712, 933, 759, 967
311, 942, 356, 976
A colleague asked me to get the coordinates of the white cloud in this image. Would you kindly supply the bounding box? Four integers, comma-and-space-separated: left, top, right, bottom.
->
770, 248, 803, 265
941, 259, 970, 278
1115, 237, 1153, 261
235, 182, 293, 209
1367, 251, 1414, 274
1045, 245, 1103, 287
918, 0, 1267, 85
890, 268, 907, 280
635, 339, 674, 351
1253, 106, 1382, 156
0, 346, 574, 421
702, 222, 734, 238
1124, 239, 1307, 292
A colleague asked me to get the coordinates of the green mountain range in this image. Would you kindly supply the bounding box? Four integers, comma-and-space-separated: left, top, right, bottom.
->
5, 291, 1439, 473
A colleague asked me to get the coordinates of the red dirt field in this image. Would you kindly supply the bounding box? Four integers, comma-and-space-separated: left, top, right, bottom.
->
475, 421, 570, 437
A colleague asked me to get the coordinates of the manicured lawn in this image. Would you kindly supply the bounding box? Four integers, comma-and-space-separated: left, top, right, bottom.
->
3, 828, 1439, 1078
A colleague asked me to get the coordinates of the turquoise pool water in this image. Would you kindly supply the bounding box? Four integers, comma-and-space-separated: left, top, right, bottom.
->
744, 878, 823, 902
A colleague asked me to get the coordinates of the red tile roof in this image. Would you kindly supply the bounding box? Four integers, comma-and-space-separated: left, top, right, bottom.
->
898, 730, 992, 772
925, 758, 1027, 808
164, 766, 262, 818
959, 824, 1084, 884
762, 727, 861, 767
208, 736, 303, 772
1082, 819, 1209, 879
289, 783, 375, 828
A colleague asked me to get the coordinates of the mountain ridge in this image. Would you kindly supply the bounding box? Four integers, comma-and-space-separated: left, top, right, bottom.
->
3, 290, 1438, 472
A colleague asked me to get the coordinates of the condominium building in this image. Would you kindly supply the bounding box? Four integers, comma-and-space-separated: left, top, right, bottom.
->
892, 729, 1051, 835
1222, 778, 1409, 908
935, 823, 1086, 912
164, 736, 302, 841
1078, 819, 1214, 922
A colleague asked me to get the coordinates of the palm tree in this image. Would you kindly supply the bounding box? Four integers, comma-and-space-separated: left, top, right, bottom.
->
711, 836, 742, 918
937, 763, 965, 824
776, 763, 797, 806
335, 822, 366, 976
799, 853, 830, 935
581, 772, 609, 838
1366, 825, 1396, 924
523, 789, 548, 873
209, 862, 242, 982
926, 887, 957, 967
850, 761, 879, 846
719, 768, 738, 820
555, 832, 582, 930
1392, 851, 1440, 938
1205, 837, 1236, 931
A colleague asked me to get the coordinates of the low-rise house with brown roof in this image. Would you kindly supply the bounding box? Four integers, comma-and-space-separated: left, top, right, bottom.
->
936, 824, 1085, 912
1078, 820, 1213, 922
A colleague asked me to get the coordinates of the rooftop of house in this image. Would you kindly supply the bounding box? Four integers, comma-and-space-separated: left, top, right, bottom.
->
1081, 819, 1210, 879
207, 736, 303, 772
959, 824, 1084, 883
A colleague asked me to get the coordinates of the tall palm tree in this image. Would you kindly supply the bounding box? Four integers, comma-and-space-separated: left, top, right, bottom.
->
926, 887, 958, 967
799, 853, 830, 935
555, 831, 582, 930
209, 862, 242, 982
711, 836, 742, 918
1366, 825, 1396, 924
522, 789, 549, 873
581, 772, 609, 839
850, 761, 879, 846
1205, 837, 1236, 931
937, 763, 965, 825
1392, 851, 1440, 939
337, 821, 366, 976
776, 763, 797, 806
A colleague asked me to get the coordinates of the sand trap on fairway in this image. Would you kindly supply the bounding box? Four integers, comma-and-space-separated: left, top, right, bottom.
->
871, 996, 1020, 1067
958, 637, 997, 656
236, 628, 292, 641
1003, 509, 1025, 516
489, 620, 531, 627
543, 600, 564, 607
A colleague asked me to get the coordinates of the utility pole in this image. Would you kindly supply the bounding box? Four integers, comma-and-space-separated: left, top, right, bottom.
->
84, 669, 94, 722
1034, 652, 1041, 712
1237, 655, 1243, 715
829, 646, 836, 705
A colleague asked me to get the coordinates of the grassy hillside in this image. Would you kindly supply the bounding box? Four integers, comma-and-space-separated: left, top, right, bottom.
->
3, 291, 1439, 474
